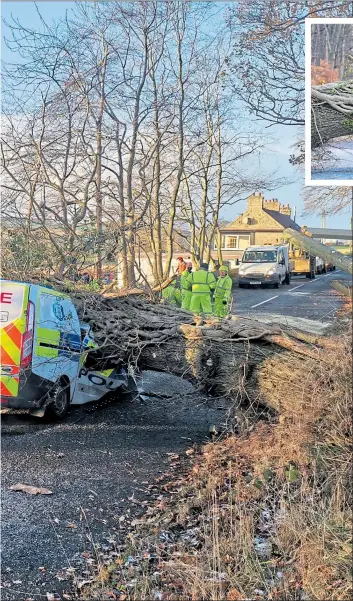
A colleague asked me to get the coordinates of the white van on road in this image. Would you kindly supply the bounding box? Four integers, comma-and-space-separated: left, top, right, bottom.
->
238, 245, 293, 288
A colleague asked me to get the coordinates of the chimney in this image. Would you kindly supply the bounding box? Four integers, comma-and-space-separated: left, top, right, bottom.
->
280, 204, 291, 217
263, 198, 280, 212
247, 192, 264, 213
293, 206, 296, 222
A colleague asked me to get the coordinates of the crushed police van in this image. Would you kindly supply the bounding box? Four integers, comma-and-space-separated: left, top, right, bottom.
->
0, 280, 133, 419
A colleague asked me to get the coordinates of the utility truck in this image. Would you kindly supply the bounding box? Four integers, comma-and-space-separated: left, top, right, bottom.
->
0, 280, 135, 419
238, 245, 293, 288
288, 249, 316, 279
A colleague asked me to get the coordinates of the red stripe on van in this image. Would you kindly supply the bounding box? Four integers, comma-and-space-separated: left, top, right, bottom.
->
0, 346, 15, 367
0, 381, 13, 397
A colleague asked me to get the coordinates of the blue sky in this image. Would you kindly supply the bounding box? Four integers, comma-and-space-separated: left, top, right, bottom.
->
1, 1, 350, 229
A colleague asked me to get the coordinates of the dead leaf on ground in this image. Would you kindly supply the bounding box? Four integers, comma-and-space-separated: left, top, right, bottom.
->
76, 579, 94, 589
226, 589, 247, 600
10, 483, 53, 495
66, 522, 78, 529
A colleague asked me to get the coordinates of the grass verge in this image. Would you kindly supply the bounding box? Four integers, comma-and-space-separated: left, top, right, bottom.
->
82, 312, 352, 601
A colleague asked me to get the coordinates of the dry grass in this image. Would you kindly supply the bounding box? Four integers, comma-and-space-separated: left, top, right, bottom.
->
83, 317, 352, 601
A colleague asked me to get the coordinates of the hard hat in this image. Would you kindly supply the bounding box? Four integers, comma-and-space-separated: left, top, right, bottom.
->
177, 256, 184, 261
219, 265, 229, 272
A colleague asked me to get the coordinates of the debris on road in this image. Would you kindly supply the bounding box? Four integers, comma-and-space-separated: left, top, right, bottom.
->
9, 483, 53, 495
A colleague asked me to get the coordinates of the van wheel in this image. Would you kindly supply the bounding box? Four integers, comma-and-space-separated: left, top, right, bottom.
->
274, 279, 280, 289
47, 381, 70, 420
284, 271, 291, 285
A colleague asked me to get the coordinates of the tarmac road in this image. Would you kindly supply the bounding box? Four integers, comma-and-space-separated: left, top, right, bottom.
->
1, 374, 228, 601
1, 269, 351, 600
234, 269, 352, 324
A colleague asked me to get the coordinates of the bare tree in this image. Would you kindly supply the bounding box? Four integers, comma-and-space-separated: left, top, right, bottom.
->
1, 0, 288, 289
303, 186, 352, 216
227, 0, 352, 126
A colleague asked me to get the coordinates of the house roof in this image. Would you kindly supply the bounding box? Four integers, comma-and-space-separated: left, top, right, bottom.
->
263, 209, 301, 231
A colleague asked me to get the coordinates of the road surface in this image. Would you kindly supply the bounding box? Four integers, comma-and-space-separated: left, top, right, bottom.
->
1, 269, 351, 600
234, 269, 351, 324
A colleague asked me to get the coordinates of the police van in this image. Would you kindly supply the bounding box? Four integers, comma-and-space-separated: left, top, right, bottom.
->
0, 280, 132, 419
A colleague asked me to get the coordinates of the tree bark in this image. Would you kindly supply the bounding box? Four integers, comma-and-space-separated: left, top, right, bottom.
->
311, 100, 353, 148
311, 82, 353, 148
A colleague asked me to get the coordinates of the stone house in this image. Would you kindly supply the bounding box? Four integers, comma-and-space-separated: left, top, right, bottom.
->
213, 192, 300, 267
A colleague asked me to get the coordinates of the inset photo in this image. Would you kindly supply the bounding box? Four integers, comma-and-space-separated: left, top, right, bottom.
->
305, 18, 353, 185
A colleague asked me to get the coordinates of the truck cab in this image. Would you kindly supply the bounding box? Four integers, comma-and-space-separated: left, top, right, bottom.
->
238, 245, 292, 288
0, 280, 130, 419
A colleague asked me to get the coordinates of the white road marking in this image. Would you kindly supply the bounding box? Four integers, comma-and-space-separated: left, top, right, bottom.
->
288, 283, 305, 292
250, 295, 278, 309
289, 292, 310, 295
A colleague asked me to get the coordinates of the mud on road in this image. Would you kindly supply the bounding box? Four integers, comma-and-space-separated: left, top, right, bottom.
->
1, 371, 228, 601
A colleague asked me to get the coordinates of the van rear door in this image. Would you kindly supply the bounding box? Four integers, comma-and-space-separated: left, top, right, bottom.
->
33, 290, 81, 399
0, 281, 29, 398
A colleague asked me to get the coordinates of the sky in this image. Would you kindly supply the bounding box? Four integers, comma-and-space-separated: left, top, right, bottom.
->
1, 1, 351, 230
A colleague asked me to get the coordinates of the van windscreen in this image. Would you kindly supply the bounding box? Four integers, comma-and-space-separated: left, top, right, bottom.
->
242, 250, 277, 263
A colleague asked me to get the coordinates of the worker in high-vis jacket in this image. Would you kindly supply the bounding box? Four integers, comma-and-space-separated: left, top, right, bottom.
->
185, 262, 216, 316
181, 262, 192, 310
213, 265, 233, 318
161, 279, 179, 306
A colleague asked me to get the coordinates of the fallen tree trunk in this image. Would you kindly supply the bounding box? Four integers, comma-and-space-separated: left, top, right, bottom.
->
311, 82, 353, 148
283, 228, 353, 274
311, 101, 353, 149
331, 280, 352, 299
27, 276, 327, 400
69, 289, 323, 399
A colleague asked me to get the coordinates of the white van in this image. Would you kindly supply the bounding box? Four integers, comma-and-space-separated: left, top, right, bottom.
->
0, 280, 132, 419
238, 245, 293, 288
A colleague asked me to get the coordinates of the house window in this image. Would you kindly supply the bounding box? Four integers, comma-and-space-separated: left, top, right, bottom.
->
215, 234, 250, 250
227, 237, 237, 249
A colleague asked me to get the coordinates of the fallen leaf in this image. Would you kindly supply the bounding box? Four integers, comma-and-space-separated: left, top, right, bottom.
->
185, 449, 194, 456
76, 580, 94, 590
226, 588, 246, 600
10, 483, 53, 495
66, 522, 78, 529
